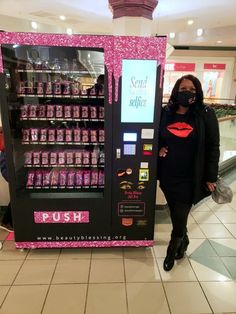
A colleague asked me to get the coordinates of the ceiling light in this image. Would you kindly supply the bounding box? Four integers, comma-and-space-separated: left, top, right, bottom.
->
66, 28, 73, 35
217, 40, 223, 44
188, 20, 194, 25
59, 15, 66, 21
31, 21, 38, 30
197, 28, 204, 36
169, 32, 175, 39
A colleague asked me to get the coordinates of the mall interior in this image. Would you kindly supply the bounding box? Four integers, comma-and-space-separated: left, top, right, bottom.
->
0, 0, 236, 313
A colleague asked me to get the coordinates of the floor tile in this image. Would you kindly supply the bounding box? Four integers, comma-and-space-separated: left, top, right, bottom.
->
42, 284, 87, 314
199, 223, 233, 238
191, 204, 211, 212
0, 285, 48, 314
27, 248, 60, 260
201, 281, 236, 313
86, 283, 127, 314
153, 243, 168, 258
123, 247, 154, 259
127, 282, 169, 314
60, 248, 91, 259
0, 241, 28, 260
187, 223, 206, 238
215, 211, 236, 223
224, 223, 236, 237
155, 209, 171, 224
189, 256, 231, 281
189, 239, 217, 257
209, 239, 236, 256
52, 259, 90, 283
124, 258, 160, 282
155, 224, 172, 233
208, 203, 234, 212
14, 259, 57, 285
0, 229, 8, 241
157, 258, 197, 282
229, 201, 236, 210
164, 282, 212, 314
0, 260, 23, 285
0, 286, 9, 306
89, 259, 124, 283
191, 211, 220, 224
91, 248, 123, 259
221, 257, 236, 278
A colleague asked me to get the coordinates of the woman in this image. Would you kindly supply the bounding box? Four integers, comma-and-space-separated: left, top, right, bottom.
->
158, 75, 220, 271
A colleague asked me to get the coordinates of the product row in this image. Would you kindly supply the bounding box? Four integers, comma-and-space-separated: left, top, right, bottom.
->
22, 128, 105, 144
17, 81, 103, 97
24, 150, 105, 167
26, 169, 105, 189
20, 104, 104, 120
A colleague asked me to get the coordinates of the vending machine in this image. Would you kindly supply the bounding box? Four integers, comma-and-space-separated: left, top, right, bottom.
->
0, 32, 166, 248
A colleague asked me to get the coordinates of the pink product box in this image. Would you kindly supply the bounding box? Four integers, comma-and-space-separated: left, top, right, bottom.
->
26, 81, 34, 94
38, 105, 46, 118
26, 171, 35, 187
28, 105, 37, 118
17, 81, 26, 94
64, 105, 72, 118
99, 106, 105, 119
90, 106, 97, 119
66, 151, 74, 165
41, 151, 49, 165
24, 151, 33, 165
45, 81, 53, 95
22, 129, 30, 142
98, 170, 105, 186
58, 152, 65, 165
75, 170, 83, 186
20, 104, 29, 118
50, 152, 57, 165
67, 171, 75, 187
62, 82, 70, 95
31, 128, 39, 142
39, 128, 47, 142
50, 170, 59, 186
91, 152, 98, 165
42, 171, 51, 187
83, 171, 91, 186
90, 130, 97, 143
74, 129, 81, 142
46, 105, 55, 118
74, 151, 82, 165
55, 105, 63, 118
48, 129, 56, 142
35, 81, 44, 95
81, 129, 89, 143
82, 151, 90, 165
81, 106, 89, 118
98, 130, 105, 143
33, 152, 41, 165
71, 82, 80, 95
59, 170, 67, 186
73, 105, 80, 118
53, 82, 61, 95
35, 170, 43, 187
91, 170, 99, 185
56, 129, 64, 142
65, 129, 73, 142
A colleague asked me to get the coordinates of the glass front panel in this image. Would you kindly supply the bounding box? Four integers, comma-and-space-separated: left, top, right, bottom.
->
2, 45, 105, 197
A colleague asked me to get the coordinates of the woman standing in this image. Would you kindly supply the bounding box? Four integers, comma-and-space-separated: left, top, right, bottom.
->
158, 75, 220, 271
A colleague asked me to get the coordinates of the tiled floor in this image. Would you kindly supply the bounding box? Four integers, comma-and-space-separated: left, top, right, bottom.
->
0, 172, 236, 313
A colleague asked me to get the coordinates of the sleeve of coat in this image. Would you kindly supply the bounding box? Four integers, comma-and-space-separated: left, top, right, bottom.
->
204, 108, 220, 182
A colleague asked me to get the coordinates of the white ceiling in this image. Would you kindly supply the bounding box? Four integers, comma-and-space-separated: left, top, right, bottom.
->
0, 0, 236, 47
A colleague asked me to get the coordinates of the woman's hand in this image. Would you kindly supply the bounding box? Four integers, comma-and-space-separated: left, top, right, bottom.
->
159, 147, 168, 157
206, 181, 217, 192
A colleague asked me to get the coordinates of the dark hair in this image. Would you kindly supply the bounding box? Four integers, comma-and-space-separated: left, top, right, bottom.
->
168, 74, 204, 112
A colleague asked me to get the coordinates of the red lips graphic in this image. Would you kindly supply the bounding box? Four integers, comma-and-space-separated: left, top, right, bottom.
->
167, 122, 193, 138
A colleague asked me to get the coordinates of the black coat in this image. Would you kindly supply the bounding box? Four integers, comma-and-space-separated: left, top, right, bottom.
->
158, 104, 220, 204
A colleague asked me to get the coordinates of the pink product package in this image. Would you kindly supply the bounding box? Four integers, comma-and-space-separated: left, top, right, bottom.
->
35, 81, 44, 95
27, 81, 34, 94
74, 151, 82, 165
98, 170, 105, 186
50, 170, 59, 187
71, 82, 80, 95
28, 105, 37, 118
55, 105, 63, 118
26, 171, 35, 187
99, 106, 105, 119
50, 152, 57, 165
56, 129, 64, 142
24, 151, 33, 165
22, 129, 30, 142
73, 105, 80, 118
64, 105, 72, 119
73, 128, 81, 142
75, 170, 83, 186
17, 81, 25, 94
20, 104, 29, 118
91, 170, 99, 186
91, 151, 98, 165
35, 170, 43, 187
67, 171, 75, 187
83, 171, 91, 186
58, 152, 65, 165
48, 129, 56, 142
82, 129, 89, 143
99, 151, 105, 165
31, 128, 39, 142
81, 106, 89, 118
90, 130, 97, 143
66, 151, 74, 165
41, 151, 49, 165
42, 171, 51, 187
53, 82, 61, 95
82, 151, 90, 165
33, 152, 41, 165
59, 170, 67, 186
39, 128, 47, 142
98, 129, 105, 143
38, 104, 46, 118
45, 81, 52, 95
63, 81, 70, 95
65, 129, 73, 142
90, 106, 97, 119
46, 105, 55, 118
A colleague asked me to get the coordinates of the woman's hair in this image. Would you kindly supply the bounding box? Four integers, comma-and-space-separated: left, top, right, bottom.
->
168, 74, 204, 112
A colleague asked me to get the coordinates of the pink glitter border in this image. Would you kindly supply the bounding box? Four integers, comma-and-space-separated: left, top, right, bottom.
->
0, 32, 167, 104
15, 240, 154, 248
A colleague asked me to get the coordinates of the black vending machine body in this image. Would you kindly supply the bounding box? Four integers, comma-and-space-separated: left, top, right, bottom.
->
0, 32, 166, 248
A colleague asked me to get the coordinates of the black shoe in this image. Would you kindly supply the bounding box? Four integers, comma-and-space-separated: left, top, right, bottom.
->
175, 234, 189, 260
163, 237, 182, 271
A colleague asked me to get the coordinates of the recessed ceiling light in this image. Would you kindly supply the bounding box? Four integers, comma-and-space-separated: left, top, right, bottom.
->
217, 40, 223, 44
66, 28, 73, 35
188, 20, 194, 25
31, 21, 38, 30
59, 15, 66, 21
169, 32, 175, 39
197, 28, 204, 36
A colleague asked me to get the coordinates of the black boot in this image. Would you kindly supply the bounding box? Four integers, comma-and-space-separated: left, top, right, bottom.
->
163, 237, 182, 271
175, 233, 189, 260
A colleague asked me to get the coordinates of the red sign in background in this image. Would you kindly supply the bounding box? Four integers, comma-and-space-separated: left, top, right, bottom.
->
204, 63, 226, 70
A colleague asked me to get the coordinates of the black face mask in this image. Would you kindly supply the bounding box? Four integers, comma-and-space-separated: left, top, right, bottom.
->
176, 90, 196, 107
